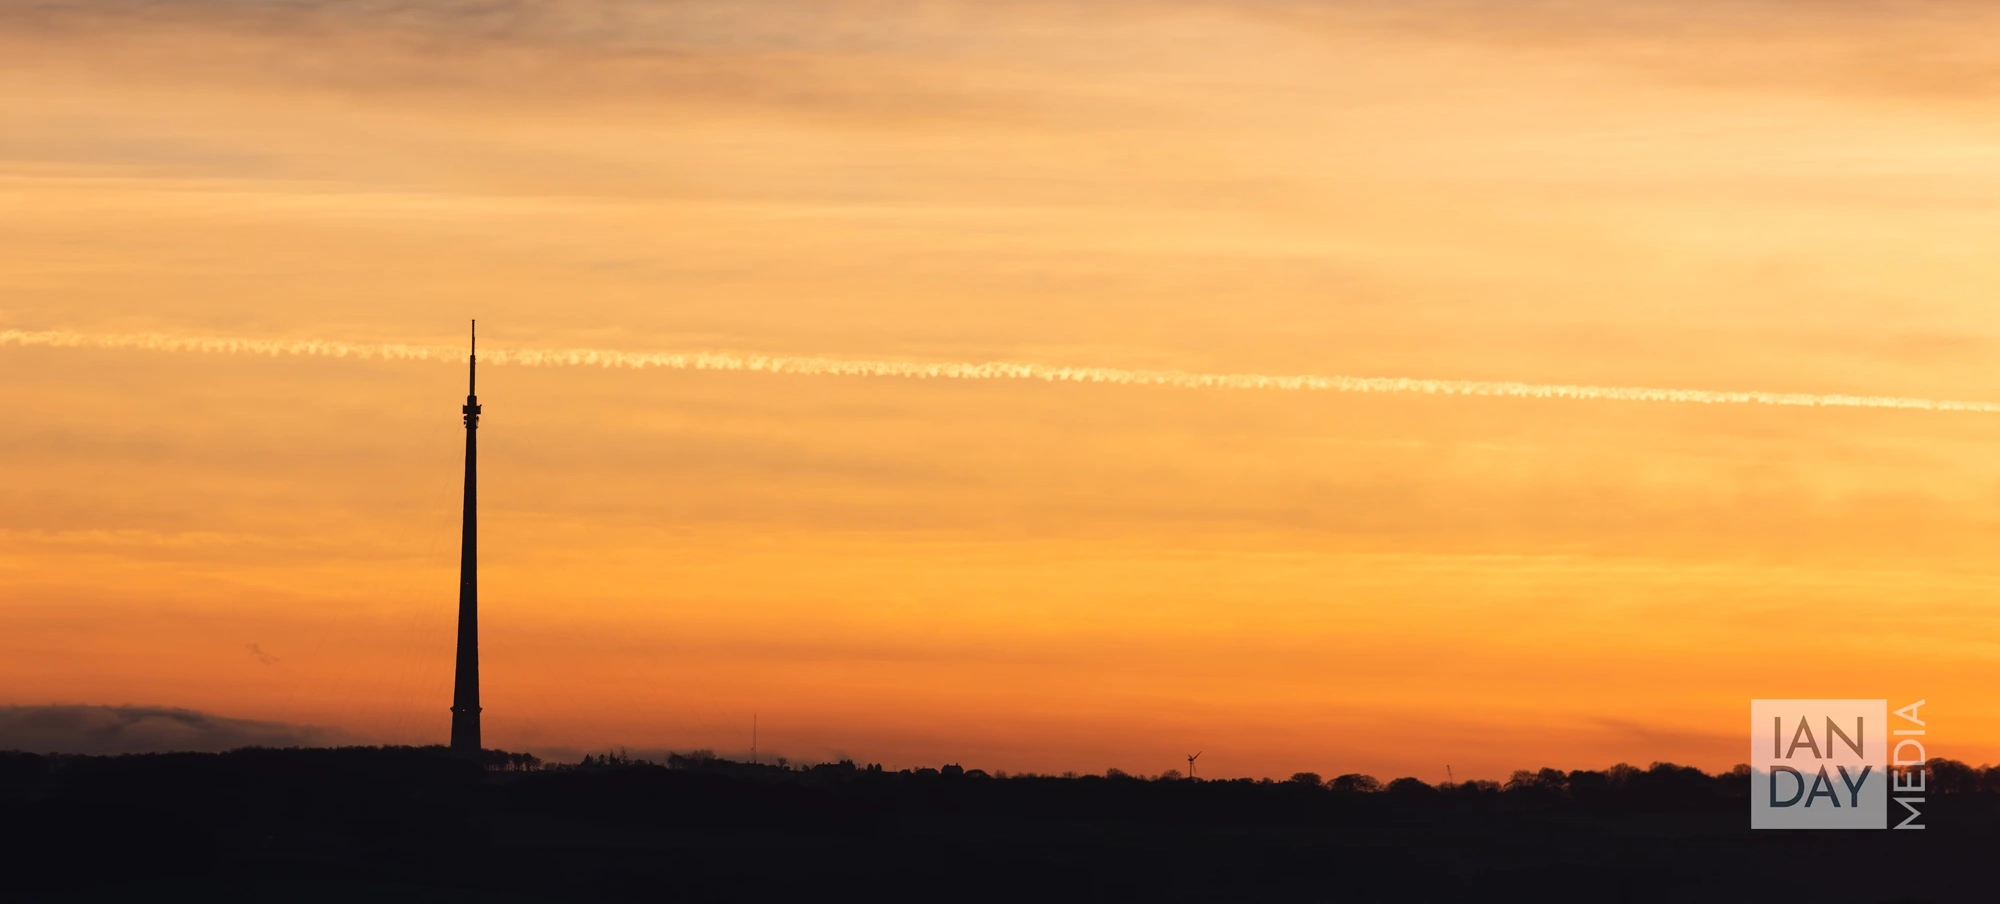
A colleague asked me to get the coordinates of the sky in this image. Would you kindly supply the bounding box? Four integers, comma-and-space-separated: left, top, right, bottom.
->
4, 0, 2000, 780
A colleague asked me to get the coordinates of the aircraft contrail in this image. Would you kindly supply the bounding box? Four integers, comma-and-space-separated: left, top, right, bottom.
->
5, 327, 1997, 414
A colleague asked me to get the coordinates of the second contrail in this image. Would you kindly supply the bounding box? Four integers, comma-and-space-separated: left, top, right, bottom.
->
4, 328, 1996, 414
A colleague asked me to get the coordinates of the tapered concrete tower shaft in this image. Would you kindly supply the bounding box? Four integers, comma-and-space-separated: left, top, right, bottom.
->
450, 321, 482, 756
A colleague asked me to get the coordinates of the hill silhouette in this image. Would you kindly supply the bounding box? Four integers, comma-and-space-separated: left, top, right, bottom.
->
2, 746, 1992, 902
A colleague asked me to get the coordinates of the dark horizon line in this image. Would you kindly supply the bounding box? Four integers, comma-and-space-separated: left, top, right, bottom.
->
0, 742, 1972, 789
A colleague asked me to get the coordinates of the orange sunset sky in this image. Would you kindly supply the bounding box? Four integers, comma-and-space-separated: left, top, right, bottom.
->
4, 0, 2000, 780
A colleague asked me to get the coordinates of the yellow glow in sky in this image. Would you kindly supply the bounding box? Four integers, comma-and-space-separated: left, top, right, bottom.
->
5, 0, 2000, 779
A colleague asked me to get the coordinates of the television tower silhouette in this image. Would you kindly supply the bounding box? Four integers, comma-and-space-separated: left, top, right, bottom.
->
449, 321, 482, 756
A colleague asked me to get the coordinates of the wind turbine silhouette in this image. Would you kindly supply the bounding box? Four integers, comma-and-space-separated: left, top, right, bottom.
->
1187, 751, 1201, 779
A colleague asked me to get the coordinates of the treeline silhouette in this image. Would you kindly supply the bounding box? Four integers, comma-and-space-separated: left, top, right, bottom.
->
2, 746, 1993, 902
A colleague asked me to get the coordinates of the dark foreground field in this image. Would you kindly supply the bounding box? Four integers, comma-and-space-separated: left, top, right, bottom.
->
1, 747, 1991, 903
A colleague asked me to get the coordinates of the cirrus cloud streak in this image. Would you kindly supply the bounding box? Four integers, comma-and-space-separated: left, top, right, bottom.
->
5, 328, 1997, 414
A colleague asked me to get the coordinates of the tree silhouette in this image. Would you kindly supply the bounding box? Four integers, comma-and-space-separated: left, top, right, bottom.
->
1327, 773, 1381, 793
3, 746, 1990, 901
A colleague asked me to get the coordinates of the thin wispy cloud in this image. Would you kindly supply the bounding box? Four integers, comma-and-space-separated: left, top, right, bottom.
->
6, 328, 1997, 414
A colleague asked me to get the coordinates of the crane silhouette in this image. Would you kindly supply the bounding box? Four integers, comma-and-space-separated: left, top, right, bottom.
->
1187, 751, 1201, 779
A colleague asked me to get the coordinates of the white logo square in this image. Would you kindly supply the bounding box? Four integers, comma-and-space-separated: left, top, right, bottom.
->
1751, 699, 1887, 829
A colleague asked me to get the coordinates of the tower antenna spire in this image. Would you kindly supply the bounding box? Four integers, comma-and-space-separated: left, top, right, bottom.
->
449, 319, 483, 757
